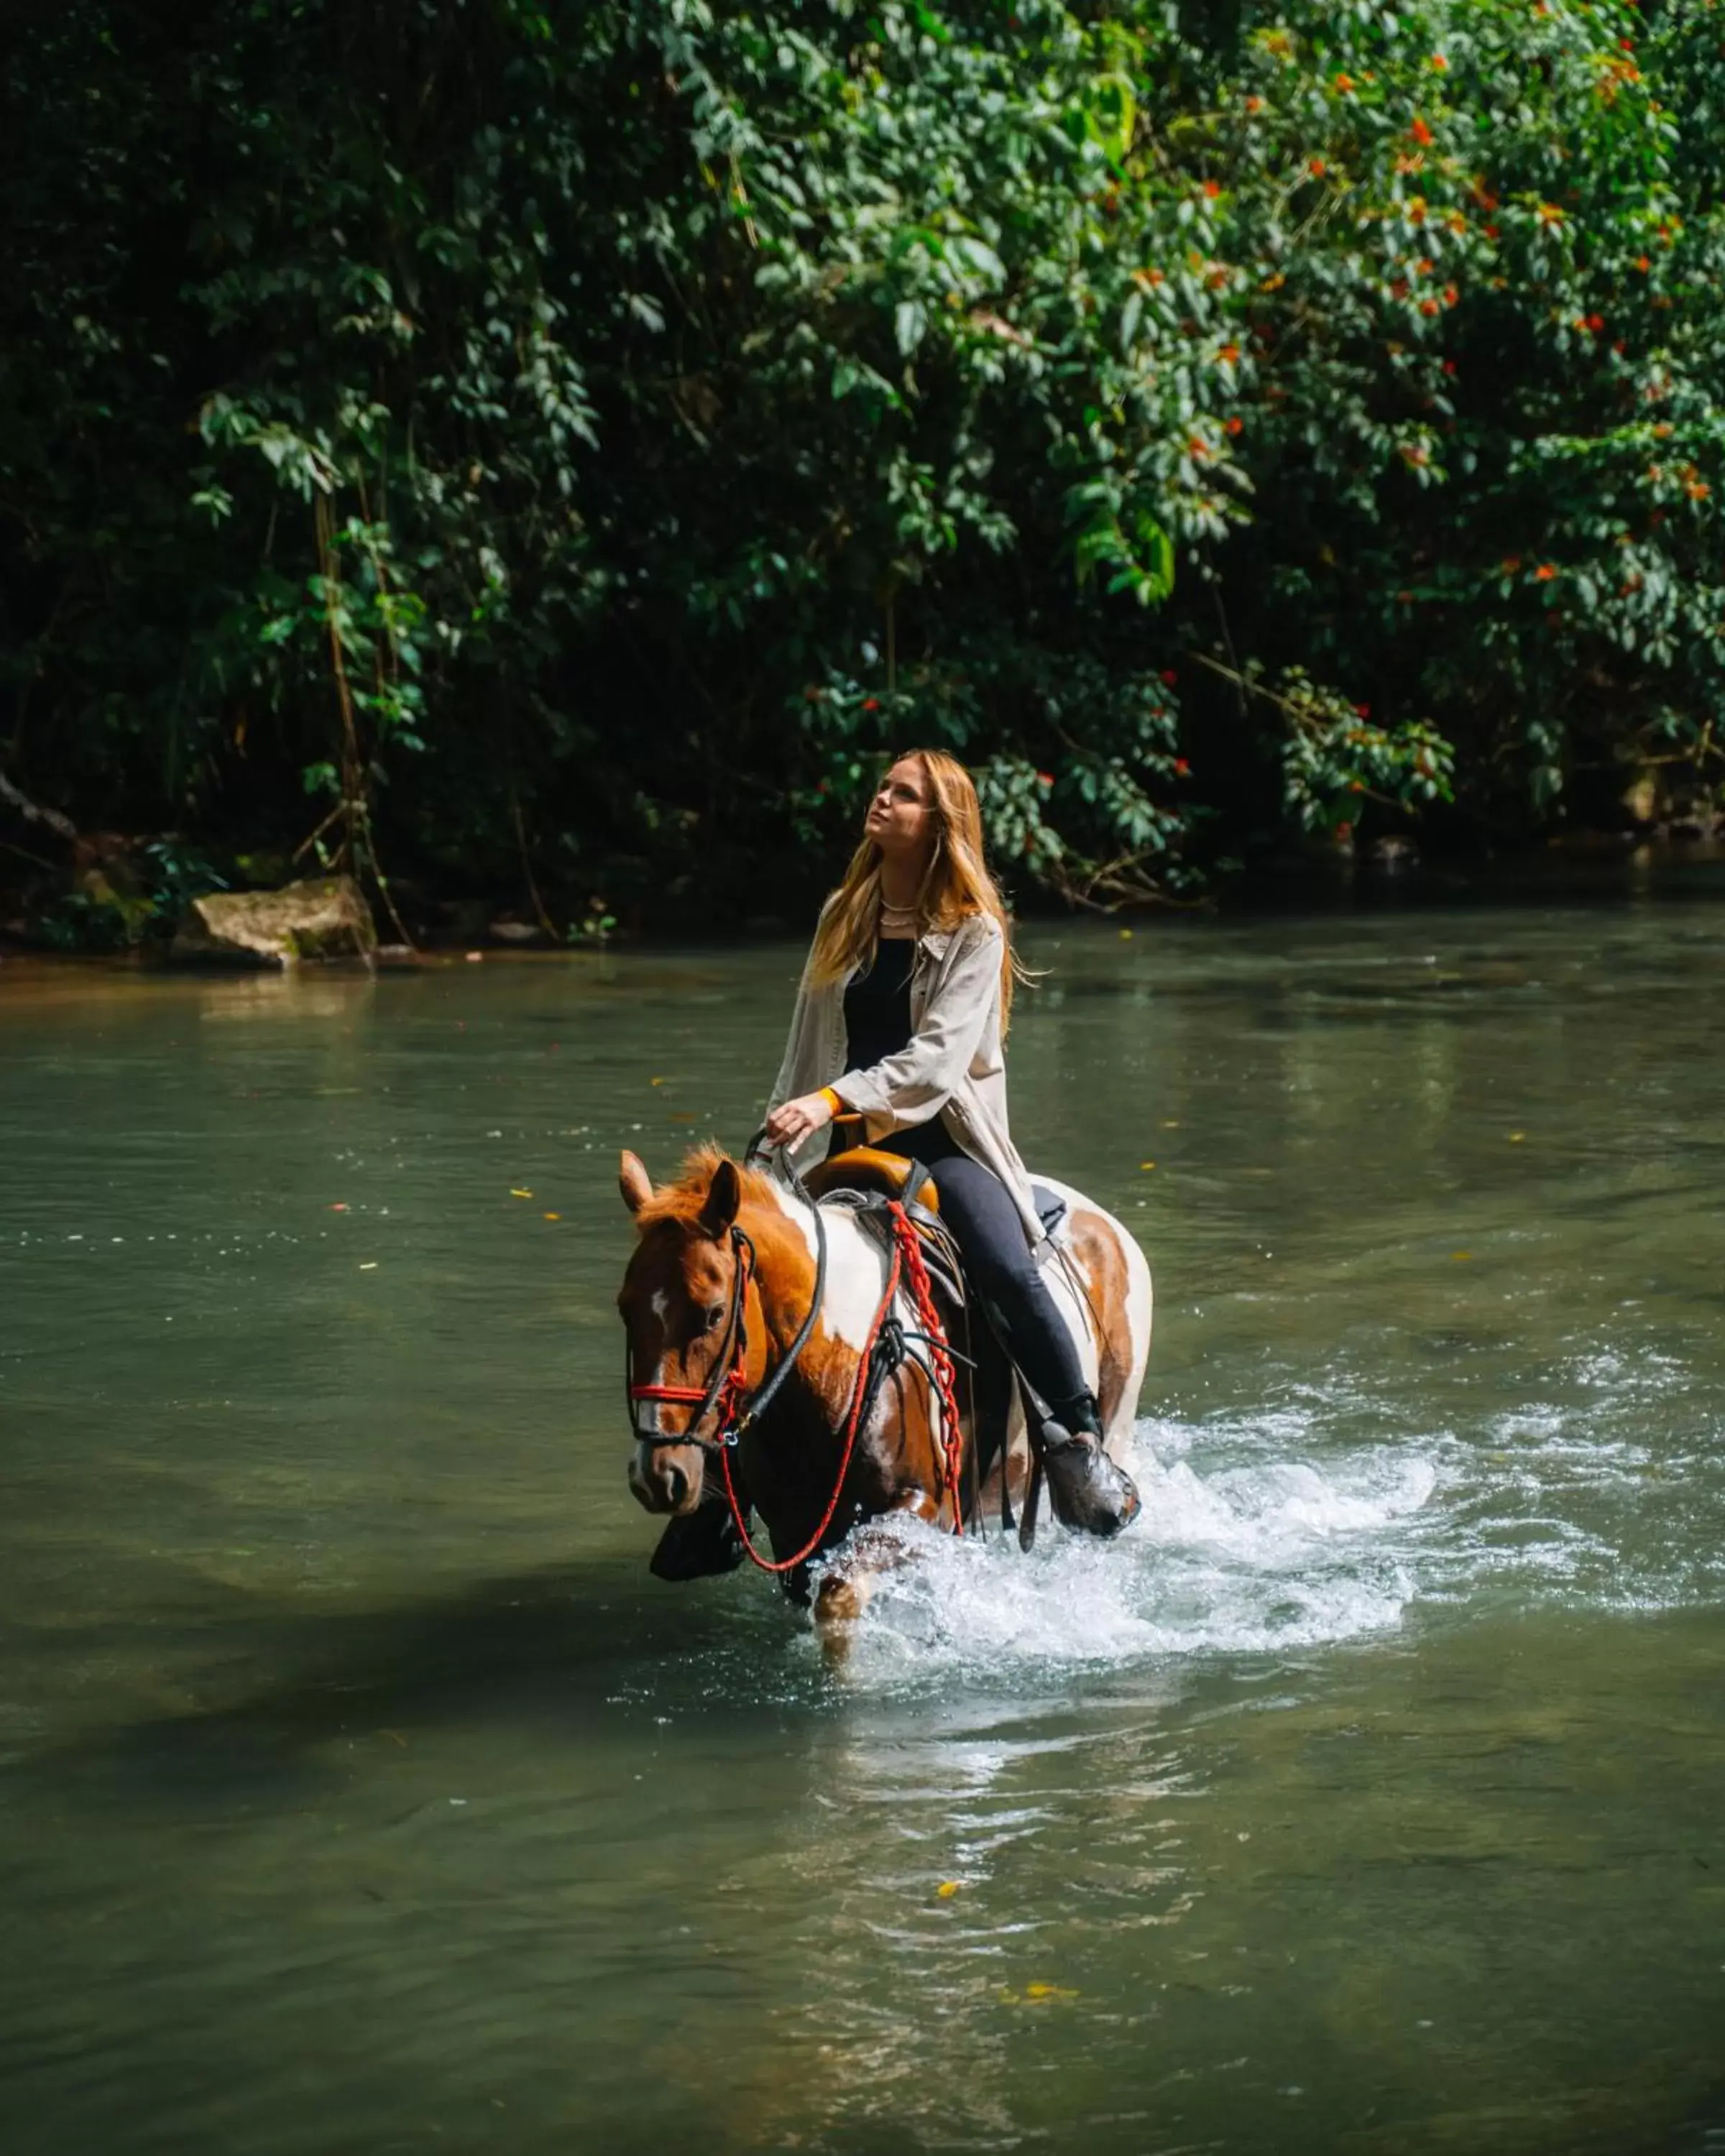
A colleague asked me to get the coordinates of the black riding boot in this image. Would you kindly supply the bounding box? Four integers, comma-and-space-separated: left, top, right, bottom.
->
650, 1494, 750, 1581
1040, 1392, 1141, 1539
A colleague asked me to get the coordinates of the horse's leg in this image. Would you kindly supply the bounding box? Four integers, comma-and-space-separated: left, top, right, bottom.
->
812, 1488, 939, 1650
806, 1352, 949, 1648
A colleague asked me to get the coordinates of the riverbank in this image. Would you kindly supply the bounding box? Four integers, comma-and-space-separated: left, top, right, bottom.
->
4, 827, 1724, 972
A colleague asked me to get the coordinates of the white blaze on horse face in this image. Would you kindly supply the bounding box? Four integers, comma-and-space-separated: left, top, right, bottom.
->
632, 1289, 672, 1435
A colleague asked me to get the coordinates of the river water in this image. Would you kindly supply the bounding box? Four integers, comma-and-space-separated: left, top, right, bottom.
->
3, 898, 1724, 2155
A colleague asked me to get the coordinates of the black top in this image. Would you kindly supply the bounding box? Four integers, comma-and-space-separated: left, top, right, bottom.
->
842, 939, 915, 1074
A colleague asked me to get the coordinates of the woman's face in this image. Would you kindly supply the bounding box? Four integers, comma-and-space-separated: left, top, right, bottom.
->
865, 757, 936, 861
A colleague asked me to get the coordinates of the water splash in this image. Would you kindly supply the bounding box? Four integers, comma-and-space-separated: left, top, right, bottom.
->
824, 1416, 1432, 1685
815, 1331, 1725, 1685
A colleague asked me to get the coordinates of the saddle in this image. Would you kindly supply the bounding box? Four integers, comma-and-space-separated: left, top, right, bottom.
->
805, 1130, 1071, 1246
804, 1143, 959, 1299
804, 1139, 939, 1211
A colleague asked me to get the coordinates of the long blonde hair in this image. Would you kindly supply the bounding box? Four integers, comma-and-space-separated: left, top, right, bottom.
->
807, 748, 1024, 1031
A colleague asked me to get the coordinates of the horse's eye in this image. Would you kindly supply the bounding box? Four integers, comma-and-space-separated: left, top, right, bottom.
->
704, 1303, 726, 1331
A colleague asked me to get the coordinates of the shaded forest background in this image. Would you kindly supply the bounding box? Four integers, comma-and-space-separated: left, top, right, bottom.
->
4, 0, 1724, 943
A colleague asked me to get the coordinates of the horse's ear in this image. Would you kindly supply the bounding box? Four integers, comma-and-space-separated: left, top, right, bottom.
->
618, 1151, 653, 1216
697, 1157, 742, 1239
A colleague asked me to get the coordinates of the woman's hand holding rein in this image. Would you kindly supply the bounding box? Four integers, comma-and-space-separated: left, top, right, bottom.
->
764, 1088, 842, 1150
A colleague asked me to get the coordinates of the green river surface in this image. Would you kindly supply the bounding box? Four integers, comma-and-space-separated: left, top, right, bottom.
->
4, 891, 1725, 2156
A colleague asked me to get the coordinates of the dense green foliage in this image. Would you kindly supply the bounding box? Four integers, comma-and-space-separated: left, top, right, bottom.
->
4, 0, 1723, 934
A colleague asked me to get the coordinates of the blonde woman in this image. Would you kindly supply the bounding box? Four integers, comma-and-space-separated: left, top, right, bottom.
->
654, 750, 1139, 1581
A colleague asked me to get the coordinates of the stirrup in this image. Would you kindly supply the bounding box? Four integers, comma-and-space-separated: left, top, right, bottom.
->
1039, 1422, 1141, 1539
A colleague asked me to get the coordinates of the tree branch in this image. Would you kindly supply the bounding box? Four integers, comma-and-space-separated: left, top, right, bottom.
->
0, 770, 78, 844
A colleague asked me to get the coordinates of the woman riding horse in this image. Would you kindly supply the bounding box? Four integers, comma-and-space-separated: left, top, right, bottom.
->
652, 747, 1141, 1580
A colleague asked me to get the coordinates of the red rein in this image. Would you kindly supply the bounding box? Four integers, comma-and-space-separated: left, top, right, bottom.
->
712, 1199, 966, 1575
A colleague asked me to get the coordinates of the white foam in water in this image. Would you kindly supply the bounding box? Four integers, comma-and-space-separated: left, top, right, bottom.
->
807, 1335, 1724, 1683
821, 1416, 1435, 1683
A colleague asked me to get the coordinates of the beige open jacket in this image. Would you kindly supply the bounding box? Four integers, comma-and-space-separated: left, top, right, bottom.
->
765, 913, 1048, 1250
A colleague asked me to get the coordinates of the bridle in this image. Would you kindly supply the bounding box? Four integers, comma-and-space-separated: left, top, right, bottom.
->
624, 1138, 970, 1575
625, 1139, 828, 1455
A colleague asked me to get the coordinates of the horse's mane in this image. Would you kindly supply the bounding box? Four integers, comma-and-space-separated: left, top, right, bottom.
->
635, 1145, 782, 1230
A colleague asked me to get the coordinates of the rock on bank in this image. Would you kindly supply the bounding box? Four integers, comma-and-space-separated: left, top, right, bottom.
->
171, 877, 377, 966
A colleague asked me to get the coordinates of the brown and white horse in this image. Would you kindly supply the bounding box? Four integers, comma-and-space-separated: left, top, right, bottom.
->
617, 1146, 1153, 1637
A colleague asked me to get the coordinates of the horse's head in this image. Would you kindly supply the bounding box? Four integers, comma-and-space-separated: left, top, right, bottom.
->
617, 1147, 756, 1515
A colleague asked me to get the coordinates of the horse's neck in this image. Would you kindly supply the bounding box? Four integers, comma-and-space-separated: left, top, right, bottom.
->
751, 1182, 891, 1369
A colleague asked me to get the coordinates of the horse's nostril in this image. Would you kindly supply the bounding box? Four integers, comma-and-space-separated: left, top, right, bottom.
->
665, 1464, 688, 1511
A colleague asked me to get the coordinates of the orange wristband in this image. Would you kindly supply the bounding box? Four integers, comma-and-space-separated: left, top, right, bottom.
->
819, 1087, 846, 1115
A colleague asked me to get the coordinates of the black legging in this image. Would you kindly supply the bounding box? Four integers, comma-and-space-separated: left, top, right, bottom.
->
876, 1123, 1088, 1416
